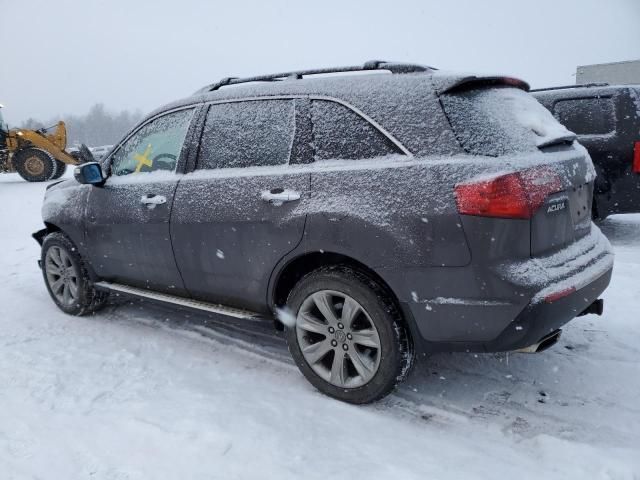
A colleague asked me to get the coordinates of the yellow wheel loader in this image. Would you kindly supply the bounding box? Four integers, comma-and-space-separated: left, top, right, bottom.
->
0, 104, 80, 182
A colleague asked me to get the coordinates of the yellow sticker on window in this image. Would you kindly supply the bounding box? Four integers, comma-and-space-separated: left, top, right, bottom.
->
133, 144, 153, 173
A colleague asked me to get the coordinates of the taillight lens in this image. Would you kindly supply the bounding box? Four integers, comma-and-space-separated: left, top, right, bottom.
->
455, 167, 562, 219
544, 286, 576, 303
633, 142, 640, 174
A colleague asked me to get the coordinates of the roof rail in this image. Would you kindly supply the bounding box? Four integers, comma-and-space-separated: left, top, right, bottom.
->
194, 60, 436, 94
530, 82, 609, 93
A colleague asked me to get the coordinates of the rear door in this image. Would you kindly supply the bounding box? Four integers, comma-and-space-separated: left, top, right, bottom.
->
85, 107, 196, 293
171, 98, 311, 312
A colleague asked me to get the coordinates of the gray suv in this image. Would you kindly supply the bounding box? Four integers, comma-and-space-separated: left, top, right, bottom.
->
34, 61, 614, 403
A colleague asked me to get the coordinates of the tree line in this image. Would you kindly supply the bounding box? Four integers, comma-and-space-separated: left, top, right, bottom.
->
20, 103, 143, 148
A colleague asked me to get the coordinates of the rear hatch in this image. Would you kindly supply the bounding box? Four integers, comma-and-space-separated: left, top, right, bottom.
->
436, 75, 594, 256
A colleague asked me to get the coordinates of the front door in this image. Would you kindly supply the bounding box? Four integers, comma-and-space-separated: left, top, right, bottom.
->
171, 99, 311, 312
85, 107, 196, 293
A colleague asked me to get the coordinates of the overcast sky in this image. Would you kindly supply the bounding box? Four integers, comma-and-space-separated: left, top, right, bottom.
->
1, 0, 639, 125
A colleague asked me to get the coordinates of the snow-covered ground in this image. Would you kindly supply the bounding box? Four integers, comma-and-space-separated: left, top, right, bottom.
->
1, 172, 638, 479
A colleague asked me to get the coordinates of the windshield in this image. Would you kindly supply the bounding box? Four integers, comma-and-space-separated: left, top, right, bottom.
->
441, 86, 576, 156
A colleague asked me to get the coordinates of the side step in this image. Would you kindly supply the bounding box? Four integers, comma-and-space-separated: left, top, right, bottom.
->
94, 281, 264, 321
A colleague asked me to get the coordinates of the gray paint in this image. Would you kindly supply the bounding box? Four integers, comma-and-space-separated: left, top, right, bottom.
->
38, 70, 613, 354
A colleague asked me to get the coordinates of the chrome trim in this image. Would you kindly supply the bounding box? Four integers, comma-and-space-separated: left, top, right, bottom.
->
514, 330, 561, 354
95, 281, 264, 320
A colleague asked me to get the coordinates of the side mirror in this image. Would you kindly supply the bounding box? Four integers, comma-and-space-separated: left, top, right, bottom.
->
74, 162, 106, 186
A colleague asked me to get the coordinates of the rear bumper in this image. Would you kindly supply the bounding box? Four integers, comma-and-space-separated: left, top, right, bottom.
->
481, 266, 612, 352
386, 225, 614, 353
401, 265, 612, 353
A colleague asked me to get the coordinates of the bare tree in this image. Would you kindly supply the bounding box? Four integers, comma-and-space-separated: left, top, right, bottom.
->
21, 104, 143, 147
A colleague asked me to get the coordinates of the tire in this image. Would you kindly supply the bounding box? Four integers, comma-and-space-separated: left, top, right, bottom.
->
50, 161, 67, 179
41, 232, 109, 315
285, 266, 413, 404
13, 148, 56, 182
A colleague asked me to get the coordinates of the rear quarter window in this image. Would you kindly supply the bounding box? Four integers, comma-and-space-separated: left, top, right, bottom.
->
311, 100, 401, 161
552, 97, 616, 136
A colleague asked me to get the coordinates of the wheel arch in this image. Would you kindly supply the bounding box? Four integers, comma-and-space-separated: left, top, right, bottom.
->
36, 222, 100, 282
269, 251, 418, 347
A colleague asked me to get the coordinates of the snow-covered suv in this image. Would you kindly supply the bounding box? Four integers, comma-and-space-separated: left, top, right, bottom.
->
34, 61, 614, 403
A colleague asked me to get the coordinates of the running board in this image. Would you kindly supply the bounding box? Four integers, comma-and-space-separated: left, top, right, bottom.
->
94, 281, 264, 320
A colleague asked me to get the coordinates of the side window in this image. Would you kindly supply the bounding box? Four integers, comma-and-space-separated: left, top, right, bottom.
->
553, 97, 616, 136
110, 108, 194, 176
311, 100, 401, 161
197, 100, 295, 170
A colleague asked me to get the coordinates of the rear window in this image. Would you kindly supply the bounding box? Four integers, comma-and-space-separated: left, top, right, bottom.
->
198, 100, 295, 169
553, 97, 616, 135
441, 87, 574, 156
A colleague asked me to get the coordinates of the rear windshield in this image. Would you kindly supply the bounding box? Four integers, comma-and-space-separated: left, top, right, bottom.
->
441, 86, 574, 156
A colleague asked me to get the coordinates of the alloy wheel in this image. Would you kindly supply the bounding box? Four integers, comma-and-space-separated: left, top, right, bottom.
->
45, 246, 79, 307
296, 290, 382, 388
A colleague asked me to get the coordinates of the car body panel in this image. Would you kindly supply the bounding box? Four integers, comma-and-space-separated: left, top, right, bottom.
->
41, 179, 91, 257
36, 68, 614, 356
85, 175, 186, 294
171, 168, 310, 313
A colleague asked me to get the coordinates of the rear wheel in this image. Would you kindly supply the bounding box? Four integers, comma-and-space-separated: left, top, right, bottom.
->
50, 161, 67, 179
41, 232, 109, 315
13, 148, 56, 182
285, 266, 413, 404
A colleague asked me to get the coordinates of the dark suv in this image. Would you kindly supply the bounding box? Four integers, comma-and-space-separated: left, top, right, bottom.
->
34, 61, 613, 403
532, 84, 640, 220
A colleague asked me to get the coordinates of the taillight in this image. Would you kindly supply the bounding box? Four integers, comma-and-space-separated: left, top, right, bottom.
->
633, 142, 640, 174
455, 167, 562, 219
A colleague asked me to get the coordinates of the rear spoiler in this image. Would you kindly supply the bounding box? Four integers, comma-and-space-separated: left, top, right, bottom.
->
432, 74, 530, 94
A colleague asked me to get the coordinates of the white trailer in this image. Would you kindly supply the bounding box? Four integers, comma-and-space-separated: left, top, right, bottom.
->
576, 60, 640, 85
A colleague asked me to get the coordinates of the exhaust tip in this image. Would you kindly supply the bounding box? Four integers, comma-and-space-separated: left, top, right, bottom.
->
535, 330, 561, 353
578, 298, 604, 317
515, 329, 562, 354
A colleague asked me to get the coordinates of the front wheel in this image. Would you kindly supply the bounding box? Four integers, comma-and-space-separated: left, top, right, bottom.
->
13, 148, 56, 182
41, 232, 109, 315
285, 266, 413, 404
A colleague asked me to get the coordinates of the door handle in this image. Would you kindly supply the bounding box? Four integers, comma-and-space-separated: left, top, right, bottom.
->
261, 189, 301, 205
141, 194, 167, 208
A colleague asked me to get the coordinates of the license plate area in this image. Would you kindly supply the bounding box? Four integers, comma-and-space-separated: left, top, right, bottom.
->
530, 182, 593, 256
568, 182, 593, 236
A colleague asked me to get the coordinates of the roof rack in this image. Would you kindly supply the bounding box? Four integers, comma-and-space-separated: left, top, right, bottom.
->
529, 82, 609, 92
195, 60, 436, 94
